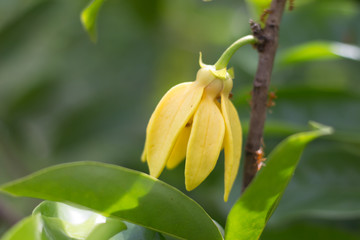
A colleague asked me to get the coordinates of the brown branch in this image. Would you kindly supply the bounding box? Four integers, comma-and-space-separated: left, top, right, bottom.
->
242, 0, 287, 191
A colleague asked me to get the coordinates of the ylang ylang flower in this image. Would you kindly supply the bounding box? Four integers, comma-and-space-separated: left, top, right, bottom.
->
142, 57, 242, 201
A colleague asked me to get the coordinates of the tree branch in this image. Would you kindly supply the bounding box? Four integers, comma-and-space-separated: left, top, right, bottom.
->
242, 0, 287, 190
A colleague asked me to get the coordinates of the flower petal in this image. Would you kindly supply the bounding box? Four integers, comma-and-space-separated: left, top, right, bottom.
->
166, 124, 192, 169
141, 111, 156, 163
221, 94, 242, 202
141, 146, 147, 162
185, 95, 225, 191
147, 82, 204, 177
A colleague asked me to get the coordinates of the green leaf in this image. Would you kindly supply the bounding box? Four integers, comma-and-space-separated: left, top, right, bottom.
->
225, 122, 333, 240
0, 162, 223, 240
278, 41, 360, 65
2, 200, 168, 240
1, 215, 41, 240
80, 0, 106, 42
33, 201, 126, 240
269, 139, 360, 223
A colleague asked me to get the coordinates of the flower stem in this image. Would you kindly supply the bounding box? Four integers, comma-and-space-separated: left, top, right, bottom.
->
214, 35, 257, 70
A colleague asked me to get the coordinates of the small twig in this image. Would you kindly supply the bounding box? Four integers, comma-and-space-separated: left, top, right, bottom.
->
242, 0, 287, 191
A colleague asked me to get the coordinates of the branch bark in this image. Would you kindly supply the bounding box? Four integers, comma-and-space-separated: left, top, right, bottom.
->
242, 0, 287, 190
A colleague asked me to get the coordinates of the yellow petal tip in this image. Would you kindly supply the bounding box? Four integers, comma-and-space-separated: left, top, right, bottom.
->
224, 193, 229, 202
149, 168, 162, 178
185, 183, 196, 191
141, 149, 146, 162
185, 177, 203, 191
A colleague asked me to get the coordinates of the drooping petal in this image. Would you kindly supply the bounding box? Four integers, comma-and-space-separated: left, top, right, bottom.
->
141, 146, 147, 162
214, 100, 226, 150
141, 128, 150, 162
221, 94, 242, 202
147, 82, 204, 177
166, 124, 192, 169
141, 111, 156, 162
185, 94, 225, 191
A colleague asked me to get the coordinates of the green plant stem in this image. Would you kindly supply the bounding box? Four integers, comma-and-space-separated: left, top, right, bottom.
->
214, 35, 257, 70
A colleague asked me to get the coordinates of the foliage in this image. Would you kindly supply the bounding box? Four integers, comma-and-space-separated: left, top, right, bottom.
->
225, 123, 332, 239
1, 124, 331, 239
1, 201, 166, 240
1, 162, 223, 240
0, 0, 359, 239
81, 0, 106, 42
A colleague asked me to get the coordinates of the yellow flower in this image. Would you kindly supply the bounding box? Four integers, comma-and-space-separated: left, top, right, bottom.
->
142, 57, 242, 201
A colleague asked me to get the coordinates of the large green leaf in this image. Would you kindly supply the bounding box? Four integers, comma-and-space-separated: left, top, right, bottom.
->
1, 216, 41, 240
278, 41, 360, 65
1, 200, 170, 240
225, 122, 333, 240
33, 201, 127, 240
0, 162, 223, 240
81, 0, 106, 42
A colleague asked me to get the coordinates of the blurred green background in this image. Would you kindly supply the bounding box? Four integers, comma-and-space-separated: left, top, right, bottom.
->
0, 0, 360, 238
